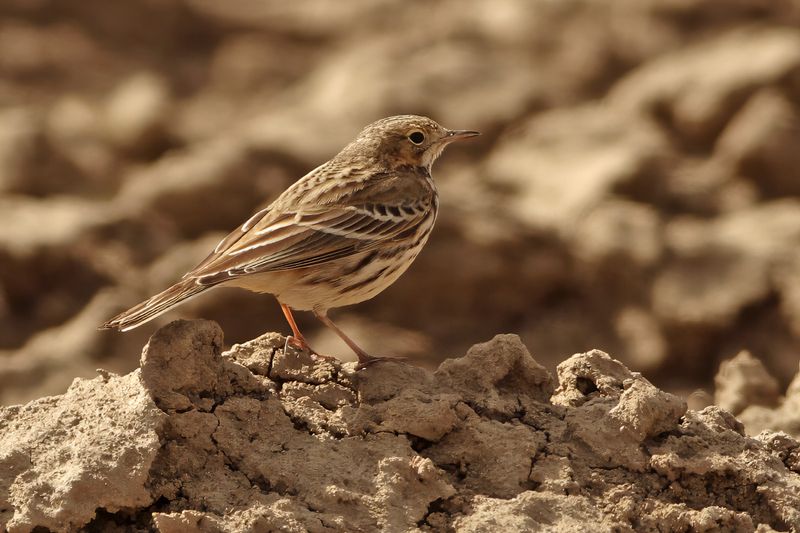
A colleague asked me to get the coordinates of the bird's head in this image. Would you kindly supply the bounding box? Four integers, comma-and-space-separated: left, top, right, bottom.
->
342, 115, 479, 171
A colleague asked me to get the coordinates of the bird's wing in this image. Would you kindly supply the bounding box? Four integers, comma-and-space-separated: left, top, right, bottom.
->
185, 167, 434, 285
181, 204, 273, 279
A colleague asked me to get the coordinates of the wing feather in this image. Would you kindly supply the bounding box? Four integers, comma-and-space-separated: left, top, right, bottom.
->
195, 208, 424, 283
184, 164, 435, 285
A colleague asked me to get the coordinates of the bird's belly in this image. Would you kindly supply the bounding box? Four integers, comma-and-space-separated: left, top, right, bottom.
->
316, 248, 420, 309
229, 244, 426, 312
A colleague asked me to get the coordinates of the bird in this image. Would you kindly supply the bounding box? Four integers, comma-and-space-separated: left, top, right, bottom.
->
100, 115, 479, 368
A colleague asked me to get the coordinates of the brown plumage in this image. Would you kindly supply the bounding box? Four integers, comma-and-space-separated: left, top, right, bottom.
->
100, 115, 479, 368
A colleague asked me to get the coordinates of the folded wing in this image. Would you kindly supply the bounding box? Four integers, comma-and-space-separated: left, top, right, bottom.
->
186, 172, 433, 286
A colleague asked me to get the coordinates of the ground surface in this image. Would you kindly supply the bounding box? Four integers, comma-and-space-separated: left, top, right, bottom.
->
2, 320, 800, 532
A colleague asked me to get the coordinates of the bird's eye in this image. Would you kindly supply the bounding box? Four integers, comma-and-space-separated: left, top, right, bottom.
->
408, 131, 425, 145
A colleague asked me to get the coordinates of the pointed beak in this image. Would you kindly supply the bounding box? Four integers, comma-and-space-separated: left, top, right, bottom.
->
443, 129, 481, 143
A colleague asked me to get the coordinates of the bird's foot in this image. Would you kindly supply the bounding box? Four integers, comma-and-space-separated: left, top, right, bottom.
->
285, 335, 312, 353
284, 335, 339, 364
283, 335, 319, 355
355, 354, 408, 371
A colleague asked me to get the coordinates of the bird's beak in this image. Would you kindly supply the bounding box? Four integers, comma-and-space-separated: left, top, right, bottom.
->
443, 129, 481, 143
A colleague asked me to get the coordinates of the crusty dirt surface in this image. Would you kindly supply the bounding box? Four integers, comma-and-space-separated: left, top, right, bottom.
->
3, 0, 800, 406
2, 320, 800, 532
714, 349, 800, 442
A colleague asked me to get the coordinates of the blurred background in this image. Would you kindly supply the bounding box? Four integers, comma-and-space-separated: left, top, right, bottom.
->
2, 0, 800, 405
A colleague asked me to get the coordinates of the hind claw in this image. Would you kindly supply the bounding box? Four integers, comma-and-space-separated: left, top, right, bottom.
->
355, 355, 407, 370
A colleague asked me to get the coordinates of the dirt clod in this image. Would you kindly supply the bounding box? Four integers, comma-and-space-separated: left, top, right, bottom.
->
3, 320, 799, 532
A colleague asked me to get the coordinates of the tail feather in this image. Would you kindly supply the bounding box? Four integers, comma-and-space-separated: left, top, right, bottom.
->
100, 279, 208, 331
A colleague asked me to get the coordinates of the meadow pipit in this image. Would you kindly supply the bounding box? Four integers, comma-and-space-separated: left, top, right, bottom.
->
101, 115, 479, 368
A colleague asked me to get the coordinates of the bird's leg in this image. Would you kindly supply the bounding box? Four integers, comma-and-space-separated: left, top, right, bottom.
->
313, 310, 399, 369
279, 303, 315, 353
279, 303, 339, 363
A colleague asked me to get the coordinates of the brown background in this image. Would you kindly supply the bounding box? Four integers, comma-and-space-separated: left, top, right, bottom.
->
2, 0, 800, 405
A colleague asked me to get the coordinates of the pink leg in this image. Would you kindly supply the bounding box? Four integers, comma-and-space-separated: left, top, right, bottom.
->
279, 302, 338, 363
280, 303, 314, 352
313, 310, 399, 369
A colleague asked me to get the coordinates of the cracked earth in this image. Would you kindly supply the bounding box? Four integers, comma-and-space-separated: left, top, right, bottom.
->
2, 319, 800, 532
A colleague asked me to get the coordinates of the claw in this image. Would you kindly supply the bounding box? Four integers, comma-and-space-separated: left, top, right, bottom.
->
355, 355, 407, 371
284, 335, 340, 364
285, 335, 311, 352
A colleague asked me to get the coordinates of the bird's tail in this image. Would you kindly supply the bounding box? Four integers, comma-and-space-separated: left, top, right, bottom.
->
99, 279, 208, 331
